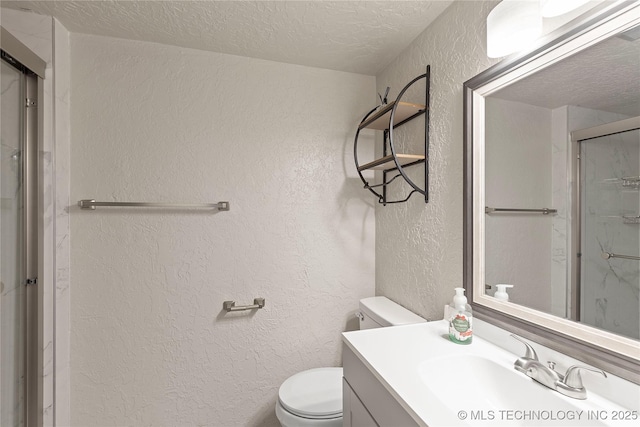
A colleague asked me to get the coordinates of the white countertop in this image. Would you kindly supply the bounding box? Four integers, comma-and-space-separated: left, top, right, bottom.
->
342, 320, 635, 426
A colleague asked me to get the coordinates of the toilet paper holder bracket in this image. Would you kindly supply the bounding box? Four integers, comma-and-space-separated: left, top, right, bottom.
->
223, 298, 266, 312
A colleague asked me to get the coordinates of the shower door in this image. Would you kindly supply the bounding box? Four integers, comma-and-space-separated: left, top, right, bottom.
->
1, 50, 39, 427
578, 119, 640, 340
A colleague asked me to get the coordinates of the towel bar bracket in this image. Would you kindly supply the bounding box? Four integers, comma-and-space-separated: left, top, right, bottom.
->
601, 252, 640, 261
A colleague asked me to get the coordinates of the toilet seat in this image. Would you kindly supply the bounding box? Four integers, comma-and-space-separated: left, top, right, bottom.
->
278, 367, 343, 419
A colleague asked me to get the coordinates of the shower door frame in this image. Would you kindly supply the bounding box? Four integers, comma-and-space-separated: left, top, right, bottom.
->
1, 27, 45, 427
571, 116, 640, 324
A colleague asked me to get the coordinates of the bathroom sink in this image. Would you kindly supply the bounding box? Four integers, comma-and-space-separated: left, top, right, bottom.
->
343, 320, 637, 427
419, 354, 608, 426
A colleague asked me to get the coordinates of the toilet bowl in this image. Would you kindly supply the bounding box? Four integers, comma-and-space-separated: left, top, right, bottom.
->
275, 296, 425, 426
275, 367, 343, 427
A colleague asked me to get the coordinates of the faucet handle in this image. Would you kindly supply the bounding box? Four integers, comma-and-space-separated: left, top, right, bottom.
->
510, 334, 539, 360
511, 334, 540, 374
563, 365, 607, 389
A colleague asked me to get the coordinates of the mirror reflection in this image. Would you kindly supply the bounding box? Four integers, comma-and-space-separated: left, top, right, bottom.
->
484, 23, 640, 341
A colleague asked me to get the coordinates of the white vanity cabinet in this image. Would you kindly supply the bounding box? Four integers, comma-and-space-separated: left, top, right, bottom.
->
342, 344, 420, 427
342, 379, 377, 427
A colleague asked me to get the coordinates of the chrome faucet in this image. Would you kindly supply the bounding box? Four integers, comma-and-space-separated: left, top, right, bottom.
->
556, 365, 607, 399
510, 334, 607, 399
511, 334, 540, 374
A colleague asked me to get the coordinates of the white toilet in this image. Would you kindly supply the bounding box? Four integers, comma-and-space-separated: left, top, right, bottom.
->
275, 296, 426, 427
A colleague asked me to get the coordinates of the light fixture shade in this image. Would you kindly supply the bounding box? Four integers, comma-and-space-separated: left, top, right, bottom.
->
487, 0, 543, 58
540, 0, 590, 18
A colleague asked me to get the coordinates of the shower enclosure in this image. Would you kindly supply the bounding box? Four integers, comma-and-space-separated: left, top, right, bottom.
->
574, 117, 640, 340
1, 34, 41, 426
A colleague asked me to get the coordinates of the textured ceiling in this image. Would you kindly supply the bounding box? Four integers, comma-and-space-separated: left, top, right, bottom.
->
2, 0, 454, 75
491, 30, 640, 117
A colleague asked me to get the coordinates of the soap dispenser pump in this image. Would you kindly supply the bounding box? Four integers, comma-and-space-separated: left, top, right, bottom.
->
448, 287, 472, 345
494, 284, 514, 301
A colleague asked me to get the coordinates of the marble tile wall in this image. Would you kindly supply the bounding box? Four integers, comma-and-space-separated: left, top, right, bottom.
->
568, 106, 638, 339
578, 121, 639, 339
1, 8, 71, 426
53, 18, 71, 427
550, 107, 569, 317
1, 44, 24, 427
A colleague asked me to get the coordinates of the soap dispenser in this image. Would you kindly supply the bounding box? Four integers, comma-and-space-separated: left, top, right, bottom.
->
494, 284, 513, 302
448, 287, 473, 345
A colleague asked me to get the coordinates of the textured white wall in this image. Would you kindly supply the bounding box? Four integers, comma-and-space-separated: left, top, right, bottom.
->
375, 0, 499, 318
69, 34, 375, 426
485, 98, 552, 313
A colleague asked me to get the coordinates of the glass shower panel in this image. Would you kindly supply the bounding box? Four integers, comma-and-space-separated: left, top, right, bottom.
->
580, 127, 640, 340
1, 59, 25, 427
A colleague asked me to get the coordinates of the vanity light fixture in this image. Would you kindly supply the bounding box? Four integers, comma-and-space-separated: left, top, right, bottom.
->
487, 0, 543, 58
487, 0, 596, 58
540, 0, 591, 17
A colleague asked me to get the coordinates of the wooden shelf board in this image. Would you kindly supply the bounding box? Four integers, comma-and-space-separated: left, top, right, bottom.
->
358, 154, 425, 171
359, 101, 426, 131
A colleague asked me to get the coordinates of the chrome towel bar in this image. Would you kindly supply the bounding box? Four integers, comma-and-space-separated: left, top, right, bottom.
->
601, 252, 640, 261
78, 199, 230, 211
223, 298, 265, 312
485, 207, 557, 215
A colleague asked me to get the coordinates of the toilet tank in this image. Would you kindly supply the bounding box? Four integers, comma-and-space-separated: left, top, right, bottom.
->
358, 296, 426, 330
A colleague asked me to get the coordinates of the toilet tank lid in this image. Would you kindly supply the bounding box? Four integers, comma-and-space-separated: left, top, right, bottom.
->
359, 296, 426, 326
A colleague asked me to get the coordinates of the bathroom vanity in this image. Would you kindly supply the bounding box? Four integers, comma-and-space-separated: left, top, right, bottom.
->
343, 4, 640, 426
342, 344, 418, 427
342, 320, 639, 426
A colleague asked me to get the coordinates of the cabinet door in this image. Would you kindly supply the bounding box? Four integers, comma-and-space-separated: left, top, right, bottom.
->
343, 378, 378, 427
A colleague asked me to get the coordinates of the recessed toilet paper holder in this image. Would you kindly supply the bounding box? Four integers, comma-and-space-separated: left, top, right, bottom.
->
223, 298, 265, 312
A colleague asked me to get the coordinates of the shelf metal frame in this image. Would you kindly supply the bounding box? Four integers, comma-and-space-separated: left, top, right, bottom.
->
354, 66, 430, 205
